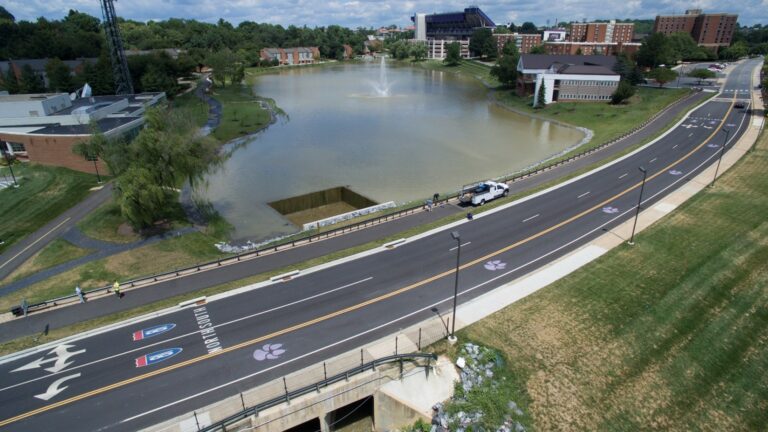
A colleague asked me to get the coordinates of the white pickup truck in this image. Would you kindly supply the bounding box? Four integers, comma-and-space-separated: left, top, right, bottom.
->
459, 181, 509, 206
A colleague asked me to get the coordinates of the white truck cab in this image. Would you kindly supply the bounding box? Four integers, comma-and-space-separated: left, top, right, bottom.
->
459, 181, 509, 206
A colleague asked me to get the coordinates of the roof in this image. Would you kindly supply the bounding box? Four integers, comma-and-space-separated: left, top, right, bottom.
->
519, 54, 617, 70
558, 65, 618, 75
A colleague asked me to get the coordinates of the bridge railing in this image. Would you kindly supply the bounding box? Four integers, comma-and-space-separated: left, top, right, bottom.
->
13, 91, 698, 315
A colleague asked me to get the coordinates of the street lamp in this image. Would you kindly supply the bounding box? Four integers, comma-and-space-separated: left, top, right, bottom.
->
710, 128, 730, 188
628, 166, 647, 246
448, 231, 461, 344
87, 154, 102, 183
2, 151, 18, 188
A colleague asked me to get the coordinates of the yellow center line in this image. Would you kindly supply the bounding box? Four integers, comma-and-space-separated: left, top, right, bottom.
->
0, 97, 737, 428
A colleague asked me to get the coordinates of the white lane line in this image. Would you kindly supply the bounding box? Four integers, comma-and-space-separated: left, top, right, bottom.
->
0, 277, 374, 394
577, 192, 590, 199
522, 214, 540, 223
673, 144, 679, 149
618, 173, 628, 179
649, 157, 658, 163
449, 242, 471, 251
0, 217, 71, 270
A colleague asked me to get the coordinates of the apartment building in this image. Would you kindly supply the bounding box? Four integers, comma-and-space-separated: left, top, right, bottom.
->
653, 9, 738, 48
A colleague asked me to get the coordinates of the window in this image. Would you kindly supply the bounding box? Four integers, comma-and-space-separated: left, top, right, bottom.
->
8, 142, 26, 152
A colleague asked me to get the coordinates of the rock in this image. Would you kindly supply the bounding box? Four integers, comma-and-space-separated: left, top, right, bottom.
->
456, 357, 466, 369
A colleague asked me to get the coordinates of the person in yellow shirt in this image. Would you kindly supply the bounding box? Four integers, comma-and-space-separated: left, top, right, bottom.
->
113, 280, 121, 298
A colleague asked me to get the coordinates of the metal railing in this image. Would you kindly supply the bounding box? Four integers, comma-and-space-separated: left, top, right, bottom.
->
199, 352, 437, 432
14, 91, 699, 315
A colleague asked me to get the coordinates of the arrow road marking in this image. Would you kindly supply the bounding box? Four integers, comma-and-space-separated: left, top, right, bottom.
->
34, 373, 81, 401
12, 344, 85, 374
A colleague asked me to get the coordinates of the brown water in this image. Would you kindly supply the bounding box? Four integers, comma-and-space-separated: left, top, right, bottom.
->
196, 62, 586, 242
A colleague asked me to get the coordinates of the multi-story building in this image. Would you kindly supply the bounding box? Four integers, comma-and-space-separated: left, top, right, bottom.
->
259, 47, 320, 66
415, 39, 471, 60
653, 9, 738, 48
544, 41, 641, 56
494, 33, 542, 54
0, 92, 165, 174
412, 6, 495, 41
516, 54, 620, 105
569, 20, 634, 43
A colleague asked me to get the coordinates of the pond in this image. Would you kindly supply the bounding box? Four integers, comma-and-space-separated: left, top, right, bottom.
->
195, 60, 586, 242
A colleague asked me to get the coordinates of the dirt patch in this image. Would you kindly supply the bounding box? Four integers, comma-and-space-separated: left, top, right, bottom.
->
117, 223, 135, 237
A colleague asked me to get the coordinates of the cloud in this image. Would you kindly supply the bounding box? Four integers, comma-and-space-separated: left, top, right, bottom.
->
4, 0, 766, 27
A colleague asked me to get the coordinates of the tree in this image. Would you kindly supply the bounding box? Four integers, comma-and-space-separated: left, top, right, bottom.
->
1, 67, 18, 93
520, 22, 538, 34
19, 64, 45, 93
140, 64, 178, 94
45, 58, 74, 92
667, 32, 708, 61
535, 81, 547, 108
529, 45, 546, 54
115, 165, 171, 229
688, 68, 716, 84
719, 41, 749, 61
494, 25, 511, 34
648, 67, 677, 87
490, 42, 519, 86
410, 43, 427, 61
444, 42, 461, 66
0, 6, 14, 22
636, 33, 675, 68
469, 28, 496, 58
611, 80, 636, 104
613, 53, 644, 85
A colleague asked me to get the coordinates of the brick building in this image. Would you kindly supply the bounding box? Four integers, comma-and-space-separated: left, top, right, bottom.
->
569, 21, 635, 43
260, 47, 320, 66
0, 92, 165, 174
544, 41, 641, 56
493, 33, 542, 54
653, 9, 738, 48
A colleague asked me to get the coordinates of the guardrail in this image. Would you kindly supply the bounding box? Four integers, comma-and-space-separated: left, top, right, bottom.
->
12, 90, 699, 316
198, 352, 437, 432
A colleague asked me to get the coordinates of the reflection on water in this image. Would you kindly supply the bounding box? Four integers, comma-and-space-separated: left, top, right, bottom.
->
196, 62, 586, 241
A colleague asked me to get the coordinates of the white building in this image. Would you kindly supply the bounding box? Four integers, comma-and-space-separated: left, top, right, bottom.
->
516, 54, 620, 105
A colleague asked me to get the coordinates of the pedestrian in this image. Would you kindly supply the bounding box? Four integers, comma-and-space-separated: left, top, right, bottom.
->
113, 280, 121, 298
433, 192, 439, 205
75, 285, 85, 303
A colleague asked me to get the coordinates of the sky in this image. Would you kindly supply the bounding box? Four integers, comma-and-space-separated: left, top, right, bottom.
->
4, 0, 767, 28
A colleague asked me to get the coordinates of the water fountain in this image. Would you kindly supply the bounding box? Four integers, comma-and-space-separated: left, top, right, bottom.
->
371, 56, 391, 97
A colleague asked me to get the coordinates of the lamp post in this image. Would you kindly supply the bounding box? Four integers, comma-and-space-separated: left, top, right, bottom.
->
628, 166, 647, 246
710, 128, 730, 188
2, 151, 18, 188
448, 231, 461, 343
88, 154, 102, 183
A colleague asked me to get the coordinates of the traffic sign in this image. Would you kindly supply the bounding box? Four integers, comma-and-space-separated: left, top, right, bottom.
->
132, 323, 176, 341
135, 348, 182, 368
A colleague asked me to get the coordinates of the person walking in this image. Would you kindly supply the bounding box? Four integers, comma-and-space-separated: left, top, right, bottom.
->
113, 280, 121, 298
75, 285, 85, 303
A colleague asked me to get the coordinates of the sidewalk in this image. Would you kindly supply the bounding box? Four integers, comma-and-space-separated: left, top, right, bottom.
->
0, 86, 712, 343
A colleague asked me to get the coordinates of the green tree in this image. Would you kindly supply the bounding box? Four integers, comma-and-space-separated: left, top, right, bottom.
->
494, 25, 511, 34
647, 67, 677, 87
410, 43, 427, 61
667, 32, 708, 61
140, 64, 178, 94
535, 81, 546, 108
520, 22, 538, 34
611, 79, 636, 104
636, 33, 675, 68
687, 68, 716, 84
613, 53, 644, 85
469, 28, 496, 58
1, 67, 18, 93
0, 6, 14, 22
45, 58, 74, 92
529, 45, 546, 54
444, 42, 461, 66
115, 165, 171, 229
490, 42, 519, 86
19, 64, 45, 93
719, 41, 749, 60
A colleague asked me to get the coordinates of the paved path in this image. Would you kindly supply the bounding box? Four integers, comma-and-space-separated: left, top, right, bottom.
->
195, 76, 222, 136
0, 227, 198, 298
0, 183, 114, 283
0, 87, 709, 341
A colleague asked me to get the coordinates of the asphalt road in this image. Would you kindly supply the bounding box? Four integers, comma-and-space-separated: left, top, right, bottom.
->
0, 58, 760, 431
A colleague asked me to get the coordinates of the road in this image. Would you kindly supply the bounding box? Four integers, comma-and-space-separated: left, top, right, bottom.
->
0, 58, 760, 431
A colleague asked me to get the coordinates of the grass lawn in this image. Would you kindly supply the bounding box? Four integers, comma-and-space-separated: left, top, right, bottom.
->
171, 88, 209, 129
451, 131, 768, 430
0, 164, 98, 255
2, 239, 92, 283
210, 85, 273, 143
77, 200, 141, 244
416, 59, 501, 87
496, 86, 690, 152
